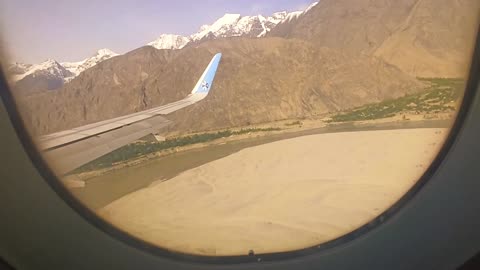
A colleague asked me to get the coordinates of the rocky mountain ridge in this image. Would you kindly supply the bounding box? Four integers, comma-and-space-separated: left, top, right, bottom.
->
147, 2, 319, 50
8, 3, 319, 92
19, 38, 424, 135
13, 0, 479, 137
269, 0, 479, 77
9, 49, 119, 94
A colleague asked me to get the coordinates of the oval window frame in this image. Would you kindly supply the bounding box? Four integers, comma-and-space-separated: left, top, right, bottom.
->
0, 27, 479, 265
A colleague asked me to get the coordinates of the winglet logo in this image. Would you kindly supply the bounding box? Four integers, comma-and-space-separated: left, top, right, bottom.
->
201, 80, 210, 92
192, 53, 222, 94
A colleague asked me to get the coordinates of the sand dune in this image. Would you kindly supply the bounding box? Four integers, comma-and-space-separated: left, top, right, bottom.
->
100, 128, 447, 256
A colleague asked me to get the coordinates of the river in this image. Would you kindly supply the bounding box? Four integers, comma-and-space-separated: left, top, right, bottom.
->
70, 119, 452, 210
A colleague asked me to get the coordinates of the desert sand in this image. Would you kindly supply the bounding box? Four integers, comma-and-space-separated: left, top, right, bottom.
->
100, 128, 447, 256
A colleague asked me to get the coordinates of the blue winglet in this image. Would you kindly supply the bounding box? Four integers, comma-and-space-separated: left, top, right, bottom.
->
191, 53, 222, 94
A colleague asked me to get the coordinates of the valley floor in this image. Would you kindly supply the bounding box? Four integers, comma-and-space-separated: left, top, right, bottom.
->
99, 127, 448, 256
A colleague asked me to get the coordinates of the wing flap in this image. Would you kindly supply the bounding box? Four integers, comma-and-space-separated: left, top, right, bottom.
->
43, 116, 172, 175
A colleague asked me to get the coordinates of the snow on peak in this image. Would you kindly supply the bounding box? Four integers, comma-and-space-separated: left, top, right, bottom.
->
7, 62, 32, 76
271, 11, 288, 19
147, 34, 190, 50
218, 13, 242, 23
304, 1, 319, 13
147, 3, 318, 48
189, 11, 301, 41
284, 11, 303, 22
62, 48, 119, 78
41, 59, 59, 66
95, 48, 118, 57
10, 47, 119, 85
12, 58, 72, 82
191, 13, 242, 41
214, 13, 243, 27
281, 1, 319, 23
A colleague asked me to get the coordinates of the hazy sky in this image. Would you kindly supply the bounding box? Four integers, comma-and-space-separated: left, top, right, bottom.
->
1, 0, 316, 63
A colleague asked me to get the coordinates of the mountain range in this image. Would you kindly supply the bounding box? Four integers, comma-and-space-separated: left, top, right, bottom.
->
11, 0, 480, 136
148, 2, 318, 50
8, 49, 119, 95
18, 38, 424, 136
8, 2, 318, 93
62, 48, 119, 79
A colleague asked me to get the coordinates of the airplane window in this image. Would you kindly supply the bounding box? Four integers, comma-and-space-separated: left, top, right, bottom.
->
0, 0, 479, 258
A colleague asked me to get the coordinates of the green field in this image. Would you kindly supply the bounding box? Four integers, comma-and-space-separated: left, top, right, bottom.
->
71, 127, 281, 174
330, 78, 465, 122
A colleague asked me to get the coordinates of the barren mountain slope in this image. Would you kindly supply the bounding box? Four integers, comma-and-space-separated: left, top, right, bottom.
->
269, 0, 419, 54
164, 38, 424, 134
269, 0, 479, 77
373, 0, 480, 77
19, 38, 424, 136
18, 47, 177, 135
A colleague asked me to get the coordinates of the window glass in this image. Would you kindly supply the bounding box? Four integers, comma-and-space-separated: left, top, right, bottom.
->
1, 0, 478, 256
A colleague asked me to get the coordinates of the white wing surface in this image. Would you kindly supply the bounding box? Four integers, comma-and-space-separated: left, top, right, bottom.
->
39, 53, 222, 174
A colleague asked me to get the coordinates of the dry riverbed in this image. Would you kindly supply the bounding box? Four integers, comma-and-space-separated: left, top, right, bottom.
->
99, 128, 448, 256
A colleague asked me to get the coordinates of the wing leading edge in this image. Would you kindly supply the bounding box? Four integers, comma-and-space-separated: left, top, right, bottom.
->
38, 53, 222, 174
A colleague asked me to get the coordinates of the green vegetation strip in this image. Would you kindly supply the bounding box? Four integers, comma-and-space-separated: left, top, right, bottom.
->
70, 78, 464, 174
330, 78, 465, 122
71, 127, 281, 174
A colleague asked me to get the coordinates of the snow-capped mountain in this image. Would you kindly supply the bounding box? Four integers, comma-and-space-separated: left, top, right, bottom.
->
278, 2, 319, 24
7, 62, 32, 77
11, 59, 74, 95
9, 48, 118, 85
8, 1, 319, 93
190, 13, 276, 41
147, 2, 319, 49
12, 59, 73, 83
62, 48, 119, 79
147, 34, 190, 50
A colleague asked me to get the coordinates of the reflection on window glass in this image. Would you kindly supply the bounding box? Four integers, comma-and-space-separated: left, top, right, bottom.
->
1, 0, 479, 256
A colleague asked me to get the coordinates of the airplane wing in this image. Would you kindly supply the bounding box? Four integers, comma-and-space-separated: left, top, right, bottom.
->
39, 53, 222, 175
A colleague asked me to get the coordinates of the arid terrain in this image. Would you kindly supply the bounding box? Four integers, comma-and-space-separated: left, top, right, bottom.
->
7, 0, 480, 257
270, 0, 479, 77
100, 128, 448, 255
12, 0, 478, 137
18, 39, 424, 136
